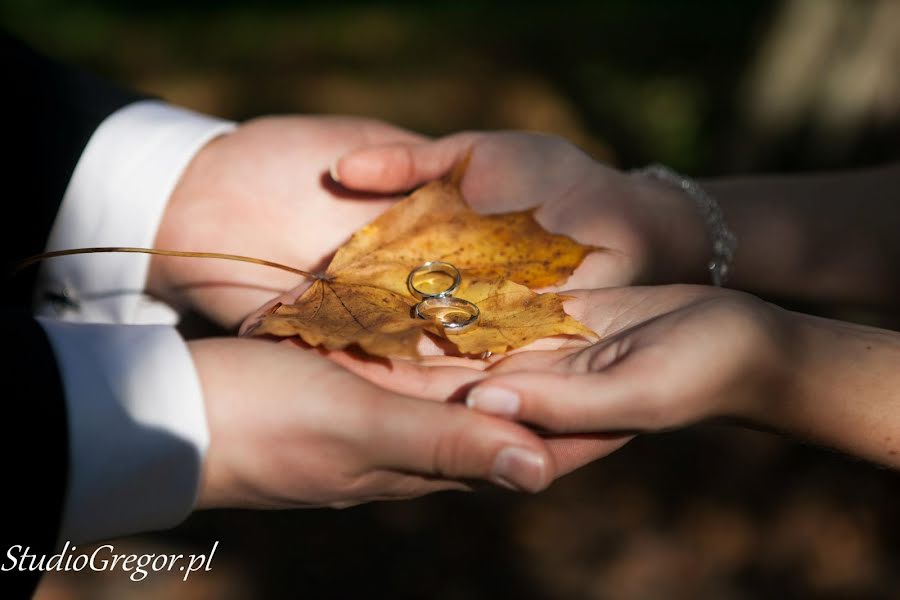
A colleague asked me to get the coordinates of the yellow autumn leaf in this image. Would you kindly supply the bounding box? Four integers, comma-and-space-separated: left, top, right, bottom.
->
250, 155, 604, 357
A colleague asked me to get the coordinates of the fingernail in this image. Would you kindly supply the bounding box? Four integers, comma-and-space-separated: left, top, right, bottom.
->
491, 447, 547, 492
329, 159, 342, 183
467, 387, 520, 417
238, 321, 259, 337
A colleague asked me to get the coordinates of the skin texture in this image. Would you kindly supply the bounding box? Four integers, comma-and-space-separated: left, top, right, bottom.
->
333, 131, 712, 290
463, 286, 900, 469
150, 116, 427, 330
703, 164, 900, 309
330, 132, 900, 470
154, 120, 625, 509
298, 286, 779, 469
465, 286, 791, 434
151, 117, 568, 509
239, 281, 630, 483
155, 124, 900, 509
189, 336, 558, 509
315, 285, 900, 470
337, 132, 900, 308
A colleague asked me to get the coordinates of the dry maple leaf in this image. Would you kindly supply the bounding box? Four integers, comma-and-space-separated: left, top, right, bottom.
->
250, 155, 603, 358
449, 279, 596, 355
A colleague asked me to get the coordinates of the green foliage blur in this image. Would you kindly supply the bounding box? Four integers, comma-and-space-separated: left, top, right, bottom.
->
2, 0, 782, 173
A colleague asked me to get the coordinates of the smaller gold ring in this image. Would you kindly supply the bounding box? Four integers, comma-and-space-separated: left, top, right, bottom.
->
414, 296, 480, 333
407, 261, 461, 299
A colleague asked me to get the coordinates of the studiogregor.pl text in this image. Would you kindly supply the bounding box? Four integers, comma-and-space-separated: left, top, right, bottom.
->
2, 541, 219, 582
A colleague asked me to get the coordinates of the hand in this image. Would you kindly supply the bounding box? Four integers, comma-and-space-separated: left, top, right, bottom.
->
461, 284, 900, 469
150, 116, 426, 329
237, 287, 633, 484
462, 285, 789, 436
332, 131, 712, 289
309, 282, 900, 470
324, 285, 791, 467
189, 336, 564, 509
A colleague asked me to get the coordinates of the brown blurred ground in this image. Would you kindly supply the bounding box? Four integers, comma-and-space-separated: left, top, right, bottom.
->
4, 1, 900, 598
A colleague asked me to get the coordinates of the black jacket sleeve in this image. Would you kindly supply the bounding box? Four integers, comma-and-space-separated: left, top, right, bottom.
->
1, 32, 143, 598
3, 31, 142, 306
1, 317, 69, 598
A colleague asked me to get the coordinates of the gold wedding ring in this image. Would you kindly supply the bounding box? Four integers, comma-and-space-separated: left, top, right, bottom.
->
414, 296, 480, 333
407, 261, 461, 299
409, 261, 479, 332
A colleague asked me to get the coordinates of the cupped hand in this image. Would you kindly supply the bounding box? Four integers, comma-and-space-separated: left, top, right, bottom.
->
237, 284, 633, 481
332, 131, 712, 289
150, 116, 426, 330
189, 336, 562, 510
298, 284, 792, 470
462, 285, 790, 442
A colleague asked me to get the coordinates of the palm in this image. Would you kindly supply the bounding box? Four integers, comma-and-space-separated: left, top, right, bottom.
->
328, 286, 712, 382
155, 116, 424, 328
323, 285, 764, 473
481, 286, 765, 402
337, 131, 705, 291
238, 285, 650, 476
451, 134, 652, 289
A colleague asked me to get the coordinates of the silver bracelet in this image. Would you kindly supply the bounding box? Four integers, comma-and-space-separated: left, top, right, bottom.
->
632, 163, 738, 286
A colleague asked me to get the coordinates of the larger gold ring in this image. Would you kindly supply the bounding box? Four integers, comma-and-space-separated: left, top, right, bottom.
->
407, 261, 461, 299
414, 296, 480, 333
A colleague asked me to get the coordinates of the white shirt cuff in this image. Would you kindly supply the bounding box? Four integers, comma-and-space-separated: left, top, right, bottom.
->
37, 318, 208, 544
32, 100, 231, 543
36, 99, 236, 325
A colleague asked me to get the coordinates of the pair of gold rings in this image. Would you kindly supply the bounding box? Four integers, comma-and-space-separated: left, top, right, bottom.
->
407, 261, 479, 333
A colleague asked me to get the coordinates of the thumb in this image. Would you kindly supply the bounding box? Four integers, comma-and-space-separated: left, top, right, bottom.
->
332, 132, 481, 193
464, 368, 652, 434
369, 391, 555, 492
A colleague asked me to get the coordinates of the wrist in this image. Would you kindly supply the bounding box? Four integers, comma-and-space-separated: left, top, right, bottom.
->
188, 337, 240, 510
148, 132, 229, 309
713, 296, 800, 428
762, 312, 900, 465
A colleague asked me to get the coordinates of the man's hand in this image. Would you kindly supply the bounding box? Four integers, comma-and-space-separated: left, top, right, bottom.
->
333, 131, 712, 289
188, 337, 558, 509
150, 116, 426, 329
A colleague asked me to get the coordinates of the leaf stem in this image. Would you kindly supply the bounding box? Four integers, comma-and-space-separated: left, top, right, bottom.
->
15, 247, 321, 280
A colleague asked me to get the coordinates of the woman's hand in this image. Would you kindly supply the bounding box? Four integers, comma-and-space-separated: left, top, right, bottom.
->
189, 336, 560, 510
333, 131, 711, 289
464, 285, 790, 435
309, 285, 788, 471
457, 284, 900, 470
150, 116, 427, 330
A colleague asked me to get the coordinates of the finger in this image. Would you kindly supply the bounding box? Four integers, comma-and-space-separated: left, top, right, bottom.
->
464, 367, 655, 434
375, 473, 473, 498
544, 434, 633, 476
329, 351, 489, 401
330, 473, 473, 507
333, 132, 482, 193
367, 391, 556, 492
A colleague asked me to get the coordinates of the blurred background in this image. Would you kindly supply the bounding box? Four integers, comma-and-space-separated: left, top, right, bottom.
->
4, 0, 900, 598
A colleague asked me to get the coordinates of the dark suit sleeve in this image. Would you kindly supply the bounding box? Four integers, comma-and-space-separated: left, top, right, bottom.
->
1, 317, 68, 598
1, 32, 142, 597
3, 31, 142, 306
